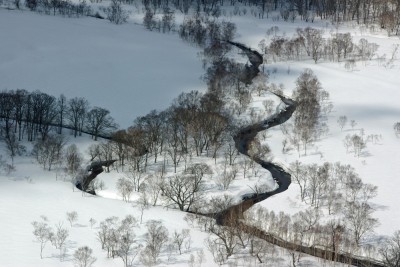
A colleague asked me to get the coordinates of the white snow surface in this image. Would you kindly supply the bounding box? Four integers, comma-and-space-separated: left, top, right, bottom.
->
0, 9, 204, 128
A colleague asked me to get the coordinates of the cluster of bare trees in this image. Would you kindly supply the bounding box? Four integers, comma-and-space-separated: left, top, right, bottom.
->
195, 0, 400, 36
101, 0, 130, 24
289, 161, 379, 247
4, 0, 400, 36
29, 134, 86, 176
31, 215, 70, 260
24, 0, 92, 17
96, 215, 140, 266
32, 134, 66, 171
31, 213, 97, 267
185, 203, 282, 266
114, 162, 213, 211
96, 215, 194, 266
261, 27, 379, 64
146, 0, 400, 35
380, 230, 400, 267
179, 15, 236, 48
0, 90, 117, 142
73, 246, 96, 267
140, 0, 400, 36
343, 133, 367, 157
280, 69, 331, 156
0, 89, 117, 173
160, 163, 212, 211
339, 117, 383, 157
291, 161, 377, 209
104, 90, 230, 177
243, 200, 379, 264
143, 6, 176, 32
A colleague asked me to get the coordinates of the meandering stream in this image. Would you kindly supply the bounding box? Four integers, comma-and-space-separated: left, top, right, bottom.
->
212, 41, 384, 267
214, 41, 296, 225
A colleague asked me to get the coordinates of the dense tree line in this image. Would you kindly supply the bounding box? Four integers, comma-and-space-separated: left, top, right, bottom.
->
101, 90, 230, 175
3, 0, 400, 35
136, 0, 400, 36
24, 0, 92, 17
276, 69, 331, 156
259, 26, 379, 64
0, 89, 117, 142
142, 0, 400, 36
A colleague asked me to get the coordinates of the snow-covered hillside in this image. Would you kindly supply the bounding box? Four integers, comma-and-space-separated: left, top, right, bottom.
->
0, 9, 204, 128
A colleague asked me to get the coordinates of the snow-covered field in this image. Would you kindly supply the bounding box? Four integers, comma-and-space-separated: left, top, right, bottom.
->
233, 20, 400, 237
0, 9, 204, 128
1, 3, 400, 267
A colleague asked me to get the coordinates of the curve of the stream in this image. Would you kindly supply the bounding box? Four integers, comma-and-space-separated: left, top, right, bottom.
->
212, 41, 384, 267
214, 41, 296, 224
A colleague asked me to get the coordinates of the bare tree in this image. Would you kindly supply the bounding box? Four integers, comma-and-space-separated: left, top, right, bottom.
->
57, 94, 66, 134
117, 217, 140, 267
289, 160, 307, 202
343, 201, 379, 246
32, 220, 52, 259
143, 8, 156, 31
205, 236, 227, 265
2, 130, 24, 166
66, 211, 78, 227
73, 246, 96, 267
64, 144, 82, 177
161, 164, 209, 212
125, 166, 146, 192
98, 216, 119, 258
67, 97, 88, 138
343, 134, 352, 153
137, 192, 149, 224
172, 229, 190, 255
87, 143, 101, 161
215, 165, 237, 190
97, 141, 115, 172
116, 177, 134, 202
350, 134, 366, 157
350, 119, 357, 129
86, 107, 117, 141
394, 122, 400, 137
262, 99, 275, 115
134, 110, 166, 164
207, 219, 238, 259
161, 173, 204, 212
145, 171, 163, 206
116, 230, 139, 267
51, 222, 69, 260
89, 218, 96, 229
337, 115, 348, 131
357, 38, 378, 62
104, 0, 129, 24
249, 237, 275, 264
380, 230, 400, 267
161, 7, 175, 33
292, 69, 324, 155
297, 27, 324, 63
25, 0, 38, 10
32, 134, 66, 171
97, 221, 109, 250
142, 220, 169, 265
125, 127, 148, 172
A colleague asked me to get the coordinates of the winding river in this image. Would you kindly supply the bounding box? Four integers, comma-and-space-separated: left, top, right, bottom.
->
212, 41, 384, 267
214, 41, 296, 225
